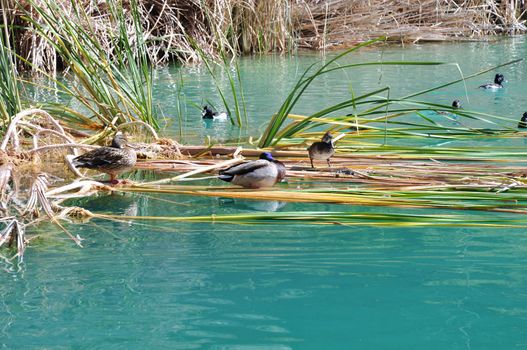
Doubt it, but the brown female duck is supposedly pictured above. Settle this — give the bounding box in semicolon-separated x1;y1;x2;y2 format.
308;132;335;168
72;132;136;184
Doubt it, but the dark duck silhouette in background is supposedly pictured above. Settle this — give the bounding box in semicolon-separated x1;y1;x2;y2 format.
437;99;461;116
518;112;527;129
218;152;286;188
202;105;228;120
307;132;335;168
72;132;136;184
479;73;505;89
452;99;462;109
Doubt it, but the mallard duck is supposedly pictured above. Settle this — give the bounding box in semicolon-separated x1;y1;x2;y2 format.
518;112;527;128
308;132;335;168
479;73;504;89
72;132;136;184
202;105;228;120
218;152;286;188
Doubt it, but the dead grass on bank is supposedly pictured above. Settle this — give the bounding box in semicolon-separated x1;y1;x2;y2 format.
295;0;527;49
3;0;293;72
1;0;526;72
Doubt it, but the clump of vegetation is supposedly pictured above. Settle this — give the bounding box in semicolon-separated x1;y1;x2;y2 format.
2;0;526;72
294;0;527;48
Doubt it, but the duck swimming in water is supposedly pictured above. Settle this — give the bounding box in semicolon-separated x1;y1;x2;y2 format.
202;105;228;120
218;152;286;188
308;132;335;168
437;99;461;116
518;112;527;128
72;132;136;184
452;99;462;109
479;74;505;89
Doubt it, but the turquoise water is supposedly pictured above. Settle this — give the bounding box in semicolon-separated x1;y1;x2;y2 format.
3;38;527;349
156;37;527;145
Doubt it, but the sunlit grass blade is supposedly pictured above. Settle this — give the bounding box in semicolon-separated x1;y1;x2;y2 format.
258;39;523;147
93;211;527;228
259;37;388;147
0;9;22;130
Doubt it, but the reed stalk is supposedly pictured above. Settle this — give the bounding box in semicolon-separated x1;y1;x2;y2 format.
0;1;22;130
19;0;158;129
93;211;527;228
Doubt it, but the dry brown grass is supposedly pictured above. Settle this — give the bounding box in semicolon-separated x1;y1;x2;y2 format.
4;0;292;71
295;0;527;49
1;0;525;72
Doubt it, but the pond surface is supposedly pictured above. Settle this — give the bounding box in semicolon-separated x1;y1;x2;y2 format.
2;37;527;349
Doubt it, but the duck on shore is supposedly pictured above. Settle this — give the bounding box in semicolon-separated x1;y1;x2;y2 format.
308;132;335;168
72;132;137;184
479;73;505;89
518;112;527;128
202;105;228;120
218;152;286;188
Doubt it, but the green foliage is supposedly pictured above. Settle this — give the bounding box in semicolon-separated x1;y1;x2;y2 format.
258;38;522;147
98;210;527;228
20;0;158;129
0;10;22;130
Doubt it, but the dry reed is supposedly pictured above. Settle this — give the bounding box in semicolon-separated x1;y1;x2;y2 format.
4;108;527;260
2;0;526;72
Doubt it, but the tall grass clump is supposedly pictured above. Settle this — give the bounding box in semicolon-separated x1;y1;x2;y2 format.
8;0;527;71
12;0;293;73
0;5;22;130
109;0;156;128
19;0;157;130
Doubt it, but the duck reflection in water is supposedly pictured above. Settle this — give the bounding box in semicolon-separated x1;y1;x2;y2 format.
219;198;287;212
77;192;139;217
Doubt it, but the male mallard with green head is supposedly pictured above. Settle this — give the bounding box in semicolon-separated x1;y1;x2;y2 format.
308;132;335;168
218;152;285;189
72;132;136;184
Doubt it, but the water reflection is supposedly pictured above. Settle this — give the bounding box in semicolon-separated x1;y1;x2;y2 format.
2;211;527;348
202;118;236;143
4;219;527;349
218;198;287;212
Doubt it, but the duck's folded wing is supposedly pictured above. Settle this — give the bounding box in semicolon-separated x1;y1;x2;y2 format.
73;148;120;167
219;159;268;176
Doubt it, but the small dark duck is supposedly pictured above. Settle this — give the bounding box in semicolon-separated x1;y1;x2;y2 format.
437;100;461;116
218;152;286;188
452;99;462;109
202;105;228;120
72;132;136;184
308;132;335;168
479;73;504;89
518;112;527;128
